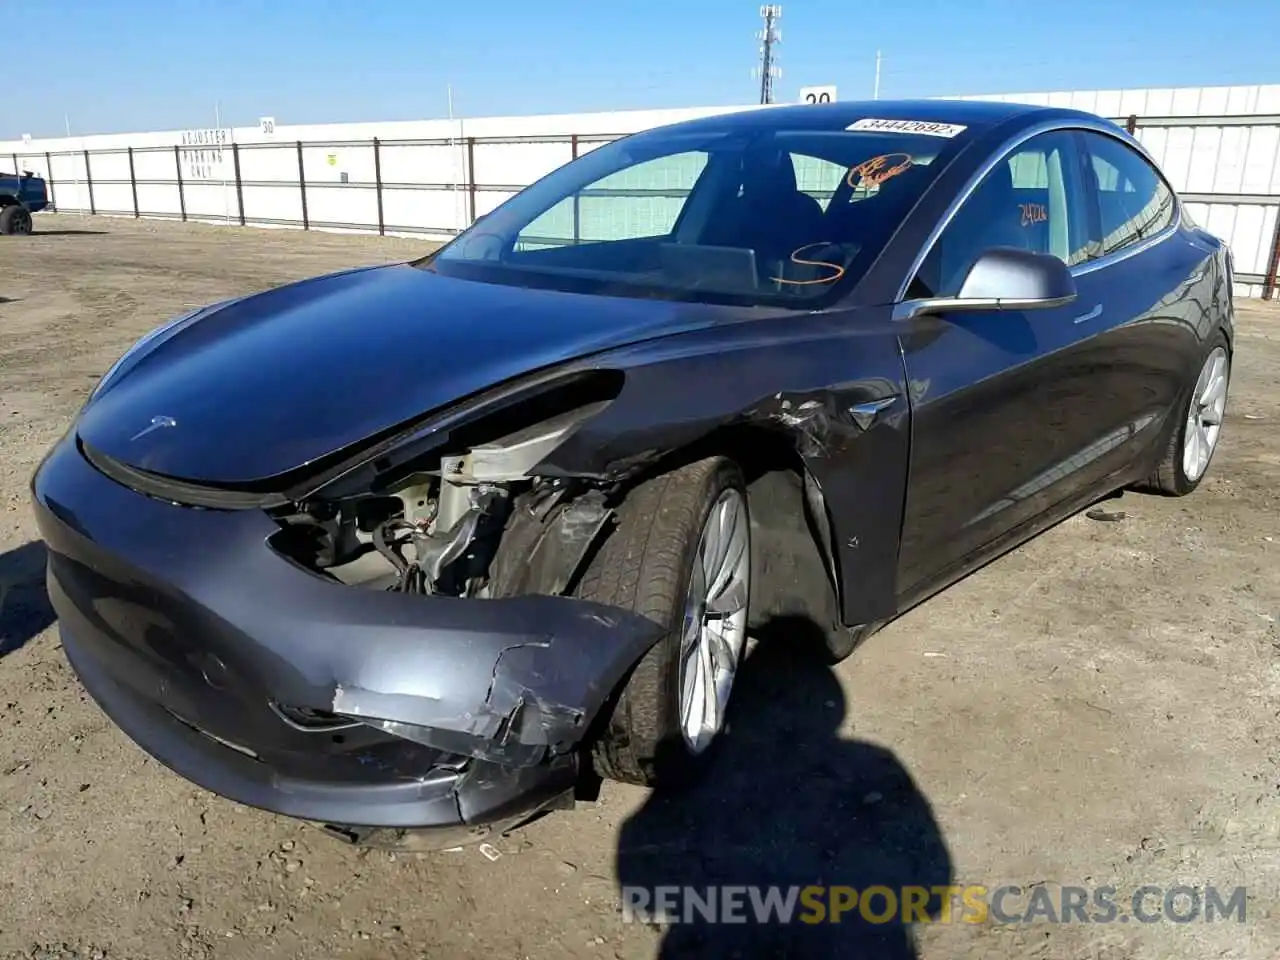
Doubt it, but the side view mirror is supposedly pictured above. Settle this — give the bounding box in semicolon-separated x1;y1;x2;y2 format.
895;247;1078;321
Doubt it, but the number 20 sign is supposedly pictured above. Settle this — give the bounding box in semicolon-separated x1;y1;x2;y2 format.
799;85;837;104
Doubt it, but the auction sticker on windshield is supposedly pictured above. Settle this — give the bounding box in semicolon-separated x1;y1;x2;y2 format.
846;118;968;138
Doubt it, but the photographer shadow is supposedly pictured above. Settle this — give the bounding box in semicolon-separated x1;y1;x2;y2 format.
615;616;953;959
1;541;56;659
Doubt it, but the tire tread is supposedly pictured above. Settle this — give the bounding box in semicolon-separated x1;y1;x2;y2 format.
577;458;728;785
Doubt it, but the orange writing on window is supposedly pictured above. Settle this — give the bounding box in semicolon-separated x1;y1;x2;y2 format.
1020;202;1047;227
847;153;914;191
771;242;846;286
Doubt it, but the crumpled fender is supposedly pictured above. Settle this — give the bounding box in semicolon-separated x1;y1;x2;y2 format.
32;435;665;773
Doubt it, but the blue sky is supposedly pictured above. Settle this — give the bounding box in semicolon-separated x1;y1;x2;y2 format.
6;0;1278;138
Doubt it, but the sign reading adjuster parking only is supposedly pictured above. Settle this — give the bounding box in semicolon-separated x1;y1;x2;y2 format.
847;118;968;138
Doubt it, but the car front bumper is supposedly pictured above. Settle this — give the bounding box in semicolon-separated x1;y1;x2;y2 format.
31;433;660;838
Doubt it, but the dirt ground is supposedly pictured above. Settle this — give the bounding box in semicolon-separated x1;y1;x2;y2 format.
1;213;1278;960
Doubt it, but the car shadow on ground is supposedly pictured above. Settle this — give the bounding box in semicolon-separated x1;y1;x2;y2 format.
614;616;953;959
31;229;108;236
0;541;56;658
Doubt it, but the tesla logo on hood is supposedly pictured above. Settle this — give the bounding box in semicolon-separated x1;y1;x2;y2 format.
130;415;177;441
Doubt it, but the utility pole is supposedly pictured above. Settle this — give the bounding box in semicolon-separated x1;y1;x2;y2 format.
66;112;83;218
755;5;782;105
873;50;882;100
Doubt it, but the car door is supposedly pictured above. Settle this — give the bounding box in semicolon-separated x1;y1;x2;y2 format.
895;129;1102;598
1066;130;1209;461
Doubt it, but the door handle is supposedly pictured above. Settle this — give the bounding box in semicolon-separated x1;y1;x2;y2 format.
1072;304;1103;325
848;396;899;430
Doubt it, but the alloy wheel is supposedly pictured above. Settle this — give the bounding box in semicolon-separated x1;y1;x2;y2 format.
1183;346;1229;483
677;487;750;754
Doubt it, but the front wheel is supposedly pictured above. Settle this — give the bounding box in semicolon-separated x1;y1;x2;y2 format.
0;206;32;235
578;457;750;788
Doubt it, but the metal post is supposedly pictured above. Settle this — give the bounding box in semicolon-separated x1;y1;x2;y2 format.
1125;114;1138;135
10;153;17;172
231;143;245;226
127;147;139;218
83;149;95;216
44;151;55;211
296;140;309;230
570;134;580;244
1263;212;1280;301
174;145;187;222
465;137;477;226
373;137;385;236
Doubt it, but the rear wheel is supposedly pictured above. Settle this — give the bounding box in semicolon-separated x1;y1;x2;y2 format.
1138;333;1230;496
578;457;750;787
0;205;32;235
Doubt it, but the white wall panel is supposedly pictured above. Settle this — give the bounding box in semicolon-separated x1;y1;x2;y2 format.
238;144;299;182
135;182;180;215
89;151;131;182
473;141;573;187
181;182;239;221
1185;127;1222;193
132;148;176;181
301;144;376;185
379;143;464;186
476;190;518;217
1213;127;1248;194
91;183;133;213
241;184;304;224
304;184;379;227
380;188;467;233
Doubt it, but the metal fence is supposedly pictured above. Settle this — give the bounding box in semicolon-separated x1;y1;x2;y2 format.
10;111;1280;298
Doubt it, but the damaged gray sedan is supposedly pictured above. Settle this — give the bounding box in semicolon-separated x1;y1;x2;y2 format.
31;99;1234;847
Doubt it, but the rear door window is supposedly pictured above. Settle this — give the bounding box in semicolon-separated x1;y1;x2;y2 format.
1078;132;1176;256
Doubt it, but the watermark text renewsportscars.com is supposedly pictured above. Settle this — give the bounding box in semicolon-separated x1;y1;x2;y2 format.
620;884;1247;926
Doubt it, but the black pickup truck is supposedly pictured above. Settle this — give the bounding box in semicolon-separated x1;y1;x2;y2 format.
0;169;50;234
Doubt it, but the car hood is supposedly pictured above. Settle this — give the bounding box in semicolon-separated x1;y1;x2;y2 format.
76;263;745;485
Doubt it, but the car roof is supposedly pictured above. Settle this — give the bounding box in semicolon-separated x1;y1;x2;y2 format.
653;98;1101;137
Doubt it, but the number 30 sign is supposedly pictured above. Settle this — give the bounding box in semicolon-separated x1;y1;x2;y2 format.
799;86;837;104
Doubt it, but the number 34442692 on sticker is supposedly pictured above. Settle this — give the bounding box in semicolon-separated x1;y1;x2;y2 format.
846;118;968;138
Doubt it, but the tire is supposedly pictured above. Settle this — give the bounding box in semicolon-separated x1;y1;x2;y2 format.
0;205;32;235
823;623;876;664
578;456;749;788
1137;330;1231;496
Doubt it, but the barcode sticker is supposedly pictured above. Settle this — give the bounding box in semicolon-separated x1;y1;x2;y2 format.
846;118;968;138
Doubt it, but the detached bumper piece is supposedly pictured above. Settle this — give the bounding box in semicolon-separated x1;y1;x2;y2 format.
32;435;660;838
56;618;580;837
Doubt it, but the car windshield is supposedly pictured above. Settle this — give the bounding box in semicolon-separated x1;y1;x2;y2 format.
421;122;971;307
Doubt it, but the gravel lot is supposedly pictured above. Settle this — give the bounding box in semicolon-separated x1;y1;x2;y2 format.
1;214;1278;960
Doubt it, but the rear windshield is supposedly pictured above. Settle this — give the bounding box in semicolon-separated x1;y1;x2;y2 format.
421;122;971;307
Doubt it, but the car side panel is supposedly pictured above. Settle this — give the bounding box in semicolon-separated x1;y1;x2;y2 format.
894;299;1107;596
537;306;912;626
1056;229;1217;491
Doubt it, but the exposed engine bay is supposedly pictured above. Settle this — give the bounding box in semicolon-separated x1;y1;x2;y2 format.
268;400;617;601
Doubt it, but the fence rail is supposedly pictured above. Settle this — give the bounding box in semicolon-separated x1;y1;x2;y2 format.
11;113;1280;298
